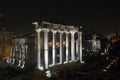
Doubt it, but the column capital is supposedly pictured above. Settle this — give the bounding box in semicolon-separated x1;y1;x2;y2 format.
43;28;49;32
51;30;57;33
33;22;39;30
36;29;42;32
64;31;69;34
79;31;82;34
57;30;64;33
70;30;76;34
32;22;38;26
70;31;76;34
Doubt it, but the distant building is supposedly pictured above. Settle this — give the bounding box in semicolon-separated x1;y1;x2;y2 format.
106;33;120;44
83;33;101;53
0;27;14;58
105;33;116;40
7;32;36;69
0;15;14;58
83;32;110;58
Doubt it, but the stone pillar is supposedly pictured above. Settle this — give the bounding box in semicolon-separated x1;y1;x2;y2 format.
36;30;43;70
77;33;80;61
7;47;13;64
17;47;22;67
52;30;56;65
24;45;28;62
76;38;79;61
79;32;84;63
11;46;15;65
44;29;49;69
25;45;28;60
71;32;75;61
59;31;63;64
20;45;25;68
65;32;69;63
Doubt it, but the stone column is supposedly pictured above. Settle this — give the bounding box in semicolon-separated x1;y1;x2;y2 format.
24;45;28;60
79;32;84;63
7;47;13;64
52;30;56;65
71;31;75;62
65;32;69;63
76;38;79;61
11;46;15;65
17;47;22;67
77;33;80;61
59;31;63;64
36;29;43;70
20;45;25;68
11;45;17;65
44;29;49;69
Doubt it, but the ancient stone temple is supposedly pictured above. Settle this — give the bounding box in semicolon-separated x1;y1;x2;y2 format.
33;21;83;70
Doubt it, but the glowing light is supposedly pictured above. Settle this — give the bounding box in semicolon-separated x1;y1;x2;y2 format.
81;61;85;63
102;69;107;72
63;41;66;46
112;60;116;63
56;42;59;47
106;66;110;69
110;62;114;65
48;42;52;47
101;53;105;55
108;64;111;67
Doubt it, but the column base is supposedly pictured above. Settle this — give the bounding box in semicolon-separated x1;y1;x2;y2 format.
17;60;22;67
57;63;62;65
20;61;25;68
6;58;11;64
69;60;73;62
11;59;15;65
69;60;76;62
59;62;62;64
37;66;44;70
80;61;85;63
64;61;69;64
20;65;24;69
49;64;56;67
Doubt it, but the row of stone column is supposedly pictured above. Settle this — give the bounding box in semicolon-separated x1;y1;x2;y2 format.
36;28;83;70
6;39;27;69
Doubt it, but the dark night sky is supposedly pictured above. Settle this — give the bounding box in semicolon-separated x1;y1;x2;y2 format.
0;0;120;35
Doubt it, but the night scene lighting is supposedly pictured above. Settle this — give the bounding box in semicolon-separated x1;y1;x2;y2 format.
0;1;120;80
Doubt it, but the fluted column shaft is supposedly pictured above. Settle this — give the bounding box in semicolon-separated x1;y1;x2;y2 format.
44;29;49;69
65;32;69;62
36;30;43;70
79;32;83;62
17;46;22;67
52;31;56;65
77;33;80;61
20;45;25;68
11;45;16;65
59;31;63;64
9;47;14;64
76;38;79;61
71;32;75;61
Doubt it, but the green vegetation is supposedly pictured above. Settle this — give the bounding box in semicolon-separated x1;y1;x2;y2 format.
49;62;85;80
1;61;117;80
